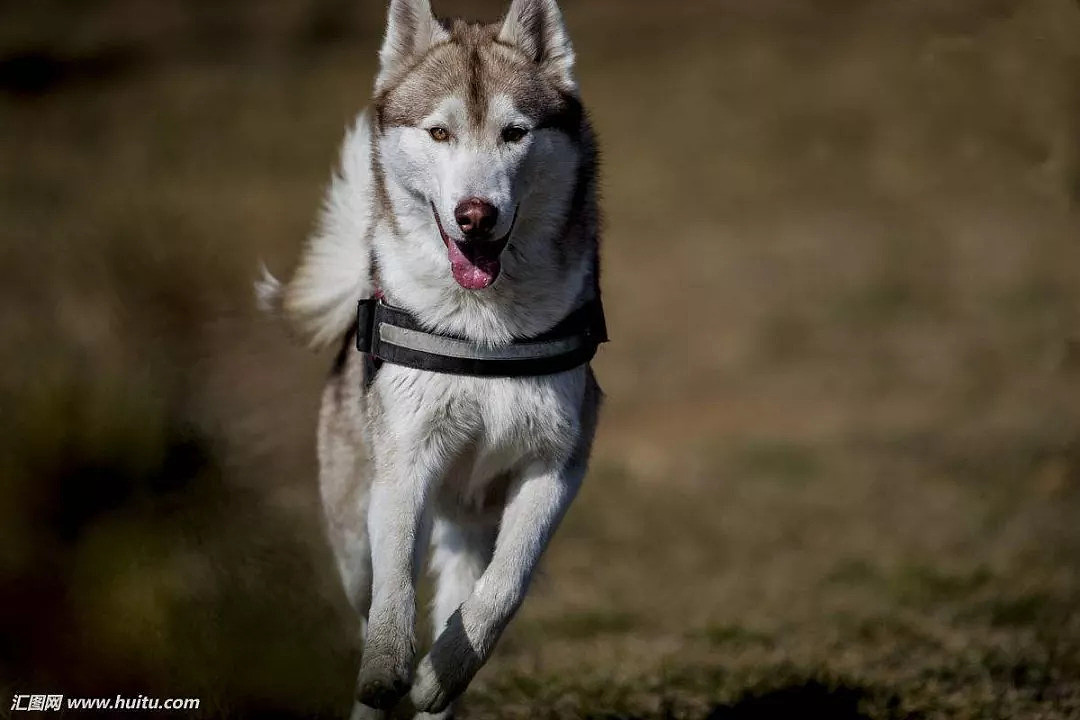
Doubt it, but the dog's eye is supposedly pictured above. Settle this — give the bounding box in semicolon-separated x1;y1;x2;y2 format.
501;126;528;143
428;126;451;143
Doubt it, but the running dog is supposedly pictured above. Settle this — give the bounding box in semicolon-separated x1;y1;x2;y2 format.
259;0;604;716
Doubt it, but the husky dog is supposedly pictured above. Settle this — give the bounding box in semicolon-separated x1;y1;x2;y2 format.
259;0;601;716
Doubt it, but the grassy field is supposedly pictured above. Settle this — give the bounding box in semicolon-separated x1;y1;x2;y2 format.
2;1;1080;718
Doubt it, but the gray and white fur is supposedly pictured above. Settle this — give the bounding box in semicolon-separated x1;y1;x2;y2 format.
259;0;602;717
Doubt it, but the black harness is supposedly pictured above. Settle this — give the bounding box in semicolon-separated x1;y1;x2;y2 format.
356;295;607;385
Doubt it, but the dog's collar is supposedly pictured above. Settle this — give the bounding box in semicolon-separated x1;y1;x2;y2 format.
355;296;607;379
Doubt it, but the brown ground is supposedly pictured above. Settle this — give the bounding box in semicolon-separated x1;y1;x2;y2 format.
2;1;1080;718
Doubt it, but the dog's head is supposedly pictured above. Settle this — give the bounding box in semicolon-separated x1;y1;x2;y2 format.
373;0;588;291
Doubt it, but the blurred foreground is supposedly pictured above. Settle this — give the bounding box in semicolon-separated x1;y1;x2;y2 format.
2;1;1079;718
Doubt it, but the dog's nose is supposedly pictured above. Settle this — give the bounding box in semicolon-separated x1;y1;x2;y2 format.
454;198;499;238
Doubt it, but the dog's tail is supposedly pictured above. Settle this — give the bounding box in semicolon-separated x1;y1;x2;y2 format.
255;263;284;315
253;111;375;349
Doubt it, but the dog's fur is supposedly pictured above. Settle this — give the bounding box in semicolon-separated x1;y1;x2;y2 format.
259;1;601;716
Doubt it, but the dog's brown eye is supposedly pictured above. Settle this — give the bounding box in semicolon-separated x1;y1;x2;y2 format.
428;126;450;142
502;126;528;143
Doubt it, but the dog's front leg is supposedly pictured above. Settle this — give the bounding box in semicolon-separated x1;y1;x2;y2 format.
411;456;586;714
356;441;437;710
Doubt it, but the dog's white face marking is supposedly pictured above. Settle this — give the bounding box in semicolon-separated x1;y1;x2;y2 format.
381;93;565;244
379;84;583;292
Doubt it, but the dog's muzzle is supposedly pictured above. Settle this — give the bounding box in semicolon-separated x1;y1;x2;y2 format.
433;202;517;291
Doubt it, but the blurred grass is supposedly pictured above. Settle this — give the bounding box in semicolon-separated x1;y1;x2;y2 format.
1;0;1080;718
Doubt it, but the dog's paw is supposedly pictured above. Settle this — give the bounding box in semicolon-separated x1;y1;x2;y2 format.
409;655;456;714
411;608;484;713
348;701;387;720
356;644;413;710
356;667;410;710
414;708;455;720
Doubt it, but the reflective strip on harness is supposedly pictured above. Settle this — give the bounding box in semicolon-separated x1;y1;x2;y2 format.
378;324;587;362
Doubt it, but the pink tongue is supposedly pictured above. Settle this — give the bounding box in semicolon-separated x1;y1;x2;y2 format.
447;240;500;290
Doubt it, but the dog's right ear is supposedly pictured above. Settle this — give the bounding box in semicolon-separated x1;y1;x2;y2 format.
376;0;448;93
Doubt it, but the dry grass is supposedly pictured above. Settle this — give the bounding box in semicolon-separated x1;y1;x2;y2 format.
2;1;1080;718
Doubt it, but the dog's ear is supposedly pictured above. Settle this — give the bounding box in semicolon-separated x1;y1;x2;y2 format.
376;0;449;93
498;0;576;91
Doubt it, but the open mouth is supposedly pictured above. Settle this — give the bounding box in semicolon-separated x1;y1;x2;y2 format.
432;203;515;290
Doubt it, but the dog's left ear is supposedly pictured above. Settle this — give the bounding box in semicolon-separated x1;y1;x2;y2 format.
498;0;576;91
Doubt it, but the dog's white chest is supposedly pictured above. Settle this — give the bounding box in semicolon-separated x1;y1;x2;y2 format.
378;366;586;515
476;370;582;448
462;374;582;512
